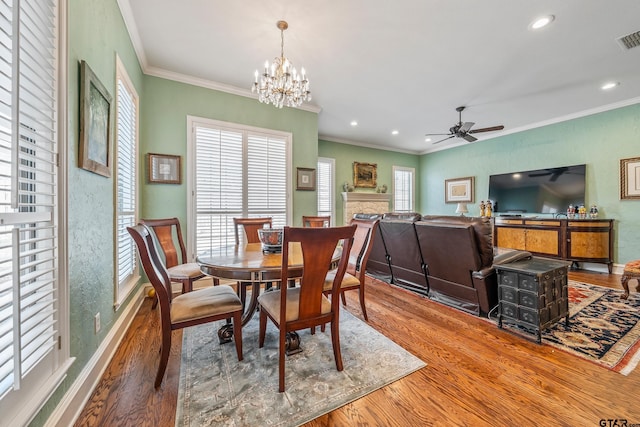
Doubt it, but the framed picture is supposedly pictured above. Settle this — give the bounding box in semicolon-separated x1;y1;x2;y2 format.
148;153;181;184
296;167;316;191
620;157;640;200
353;162;377;188
79;60;112;177
445;176;475;203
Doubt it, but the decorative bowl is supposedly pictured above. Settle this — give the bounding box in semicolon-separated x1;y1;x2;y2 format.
257;228;283;252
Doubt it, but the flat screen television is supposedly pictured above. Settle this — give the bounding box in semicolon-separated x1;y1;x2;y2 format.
488;164;586;215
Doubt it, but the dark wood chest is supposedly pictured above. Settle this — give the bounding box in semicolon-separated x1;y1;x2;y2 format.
496;257;570;342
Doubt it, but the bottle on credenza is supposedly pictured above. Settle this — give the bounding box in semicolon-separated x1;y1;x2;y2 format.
485;200;492;218
479;201;485;217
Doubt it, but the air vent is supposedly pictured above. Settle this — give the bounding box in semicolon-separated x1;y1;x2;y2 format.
617;31;640;50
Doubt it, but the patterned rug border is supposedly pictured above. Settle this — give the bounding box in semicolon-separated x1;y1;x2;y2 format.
175;307;426;427
496;280;640;375
543;281;640;375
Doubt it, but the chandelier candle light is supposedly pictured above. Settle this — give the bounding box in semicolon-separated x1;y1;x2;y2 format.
252;20;311;108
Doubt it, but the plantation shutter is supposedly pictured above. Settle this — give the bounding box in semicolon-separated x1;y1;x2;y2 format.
317;157;334;223
393;166;414;212
115;60;138;306
0;0;65;423
191;119;290;255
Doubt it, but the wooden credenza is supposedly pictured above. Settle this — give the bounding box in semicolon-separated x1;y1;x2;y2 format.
493;217;614;272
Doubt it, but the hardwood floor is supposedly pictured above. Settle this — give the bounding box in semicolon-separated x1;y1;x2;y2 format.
75;270;640;426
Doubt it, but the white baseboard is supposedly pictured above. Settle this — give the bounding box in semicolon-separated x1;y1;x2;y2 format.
45;286;146;427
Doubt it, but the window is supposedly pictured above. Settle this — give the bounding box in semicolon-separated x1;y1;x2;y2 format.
187;117;291;256
317;157;335;224
114;57;139;308
393;166;415;212
0;0;70;424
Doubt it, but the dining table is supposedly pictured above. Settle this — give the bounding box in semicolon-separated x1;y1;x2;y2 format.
197;242;343;346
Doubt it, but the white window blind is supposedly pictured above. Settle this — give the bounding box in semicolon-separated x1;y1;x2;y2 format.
317;157;334;223
0;0;64;422
393;166;415;212
114;58;138;307
190;118;290;256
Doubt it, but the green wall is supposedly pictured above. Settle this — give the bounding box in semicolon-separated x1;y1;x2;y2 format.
318;140;421;225
141;76;319;227
420;103;640;264
32;0;144;424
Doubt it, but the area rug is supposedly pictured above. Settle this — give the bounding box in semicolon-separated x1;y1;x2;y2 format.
539;281;640;375
175;308;426;426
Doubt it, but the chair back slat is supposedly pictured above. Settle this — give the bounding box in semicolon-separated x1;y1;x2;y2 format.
140;217;188;266
127;224;174;308
234;217;273;244
348;218;380;278
280;226;356;320
302;215;330;228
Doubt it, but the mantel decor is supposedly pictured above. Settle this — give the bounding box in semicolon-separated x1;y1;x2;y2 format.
445;176;475;203
620;157;640;200
147;153;181;184
79;60;112;177
353;162;377;188
296;167;316;191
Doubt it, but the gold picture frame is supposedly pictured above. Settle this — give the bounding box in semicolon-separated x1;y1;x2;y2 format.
148;153;181;184
445;176;475;203
296;167;316;191
353;162;377;188
620;157;640;200
79;60;112;177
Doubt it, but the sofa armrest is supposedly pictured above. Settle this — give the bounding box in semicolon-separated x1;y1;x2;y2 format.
493;250;532;265
473;266;496;280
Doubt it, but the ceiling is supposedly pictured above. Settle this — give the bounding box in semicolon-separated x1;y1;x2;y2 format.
118;0;640;154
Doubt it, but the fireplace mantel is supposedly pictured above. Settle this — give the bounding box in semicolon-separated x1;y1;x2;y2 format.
341;192;391;224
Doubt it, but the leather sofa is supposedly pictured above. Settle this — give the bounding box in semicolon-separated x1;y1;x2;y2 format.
363;213;528;316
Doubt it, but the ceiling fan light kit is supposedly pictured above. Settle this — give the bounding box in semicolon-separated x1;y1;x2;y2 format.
425;106;505;145
251;20;312;108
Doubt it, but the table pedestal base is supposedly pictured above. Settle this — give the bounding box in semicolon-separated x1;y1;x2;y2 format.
217;322;234;344
285;331;302;355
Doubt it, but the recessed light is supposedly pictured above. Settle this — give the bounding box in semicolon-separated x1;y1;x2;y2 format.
350;120;358;127
391;130;399;135
425;137;432;142
601;81;619;90
529;15;554;30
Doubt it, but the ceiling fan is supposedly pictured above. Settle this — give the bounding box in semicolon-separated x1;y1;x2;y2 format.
425;106;505;144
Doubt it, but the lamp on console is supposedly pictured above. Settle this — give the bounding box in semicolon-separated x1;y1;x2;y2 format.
455;202;468;216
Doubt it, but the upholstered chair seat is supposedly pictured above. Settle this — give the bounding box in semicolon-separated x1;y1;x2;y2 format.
259;288;332;322
170;285;243;324
621;260;640;300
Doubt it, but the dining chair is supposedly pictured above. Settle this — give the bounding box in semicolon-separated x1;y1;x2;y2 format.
323;218;380;321
258;225;356;392
127;224;243;388
141;217;209;299
302;215;331;228
233;217;273;244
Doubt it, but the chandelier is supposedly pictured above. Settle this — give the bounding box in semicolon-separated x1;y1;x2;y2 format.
251;20;311;108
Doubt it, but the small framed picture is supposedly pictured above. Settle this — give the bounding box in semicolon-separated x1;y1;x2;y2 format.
620;156;640;200
445;176;475;203
353;162;377;188
296;167;316;191
148;153;181;184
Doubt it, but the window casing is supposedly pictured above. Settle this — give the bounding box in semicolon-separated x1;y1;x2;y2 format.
114;56;139;308
187;117;291;257
393;166;415;212
317;157;335;224
0;0;71;424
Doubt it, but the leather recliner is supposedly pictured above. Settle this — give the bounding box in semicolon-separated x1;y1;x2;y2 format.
352;214;391;282
378;212;428;296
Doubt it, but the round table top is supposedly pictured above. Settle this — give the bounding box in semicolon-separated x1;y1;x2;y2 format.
197;243;342;282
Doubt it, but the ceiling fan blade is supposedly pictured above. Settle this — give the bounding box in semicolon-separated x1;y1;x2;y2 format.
433;135;455;144
424;132;453;136
469;125;505;134
462;133;478;143
458;122;475;133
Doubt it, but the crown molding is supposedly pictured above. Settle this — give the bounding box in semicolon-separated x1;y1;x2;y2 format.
318;135;421;155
